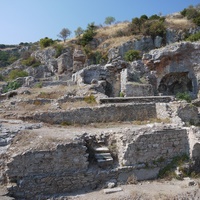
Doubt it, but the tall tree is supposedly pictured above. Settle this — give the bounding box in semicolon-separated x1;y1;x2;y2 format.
104;16;116;25
57;28;71;42
74;27;84;38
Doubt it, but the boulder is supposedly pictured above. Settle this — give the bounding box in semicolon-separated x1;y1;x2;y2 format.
57;51;73;75
177;104;199;125
73;49;86;72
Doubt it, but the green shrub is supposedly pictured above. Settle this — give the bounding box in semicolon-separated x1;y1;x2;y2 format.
8;69;28;80
180;5;200;26
124;50;141;62
0;74;5;81
193;15;200;26
79;23;97;46
158;154;189;179
34;82;43;88
130;14;166;38
119;92;124;97
39;37;54;48
2;81;21;93
186;31;200;42
149;14;160;20
84;95;96;104
8;55;18;64
83;47;107;64
53;44;64;58
176;92;192;103
143;20;166;38
21;56;41;67
60;121;72;126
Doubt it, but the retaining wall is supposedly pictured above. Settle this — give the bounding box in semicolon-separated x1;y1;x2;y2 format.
23;103;157;124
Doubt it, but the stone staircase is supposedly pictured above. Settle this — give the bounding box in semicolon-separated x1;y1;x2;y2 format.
93;146;113;168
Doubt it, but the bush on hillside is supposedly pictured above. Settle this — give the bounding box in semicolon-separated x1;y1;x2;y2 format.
180;5;200;26
53;43;64;58
186;31;200;42
8;69;28;80
0;51;20;67
39;37;54;48
129;14;166;38
79;23;97;46
176;92;191;103
83;47;108;64
21;56;41;67
143;20;166;38
124;50;141;62
2;81;22;93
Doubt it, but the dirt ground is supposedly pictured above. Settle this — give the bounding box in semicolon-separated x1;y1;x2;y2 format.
54;178;200;200
0;178;200;200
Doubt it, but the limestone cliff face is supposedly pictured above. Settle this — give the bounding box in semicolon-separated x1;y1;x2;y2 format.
143;42;200;97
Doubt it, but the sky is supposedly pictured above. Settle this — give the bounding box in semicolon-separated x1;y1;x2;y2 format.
1;0;200;45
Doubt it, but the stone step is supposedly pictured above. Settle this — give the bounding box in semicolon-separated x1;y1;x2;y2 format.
94;146;110;153
94;152;113;168
95;153;113;160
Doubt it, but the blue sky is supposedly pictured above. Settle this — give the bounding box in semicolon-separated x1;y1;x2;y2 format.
1;0;200;44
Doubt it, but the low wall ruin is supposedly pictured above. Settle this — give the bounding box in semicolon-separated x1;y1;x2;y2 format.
22;103;157;124
4;125;193;199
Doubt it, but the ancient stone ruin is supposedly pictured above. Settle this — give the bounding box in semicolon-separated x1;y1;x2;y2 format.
0;26;200;199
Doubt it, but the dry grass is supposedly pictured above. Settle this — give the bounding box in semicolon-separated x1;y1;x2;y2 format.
97;36;136;51
60;101;97;110
19;85;78;100
17;101;51;112
165;17;195;30
132;118;170;125
96;22;130;38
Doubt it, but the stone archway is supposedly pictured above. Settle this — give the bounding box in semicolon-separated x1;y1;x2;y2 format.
158;72;193;95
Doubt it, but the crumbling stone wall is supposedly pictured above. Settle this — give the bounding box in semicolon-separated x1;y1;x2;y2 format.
4;126;195;199
24;103;157;124
118;128;189;167
6;143;89;198
121;68;154;97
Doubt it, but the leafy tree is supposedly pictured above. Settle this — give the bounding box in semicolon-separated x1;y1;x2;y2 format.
131;17;143;33
79;23;97;46
147;20;166;38
57;28;71;42
104;16;116;25
149;14;160;20
39;37;54;48
140;15;148;21
74;27;84;38
180;5;200;26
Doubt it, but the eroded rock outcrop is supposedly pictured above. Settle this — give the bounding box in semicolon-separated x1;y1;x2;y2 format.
143;42;200;97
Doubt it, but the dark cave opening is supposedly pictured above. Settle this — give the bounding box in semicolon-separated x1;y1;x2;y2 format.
158;72;193;95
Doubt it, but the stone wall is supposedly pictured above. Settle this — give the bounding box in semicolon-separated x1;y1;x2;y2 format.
23;103;157;124
6;143;88;179
118;127;189;167
5;125;193;199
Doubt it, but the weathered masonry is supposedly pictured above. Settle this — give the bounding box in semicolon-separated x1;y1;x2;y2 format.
4;125;196;199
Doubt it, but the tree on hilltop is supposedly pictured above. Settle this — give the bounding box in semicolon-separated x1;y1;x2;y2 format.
74;27;84;38
57;28;71;42
104;16;116;25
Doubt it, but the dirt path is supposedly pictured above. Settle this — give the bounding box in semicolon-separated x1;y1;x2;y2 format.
52;178;200;200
